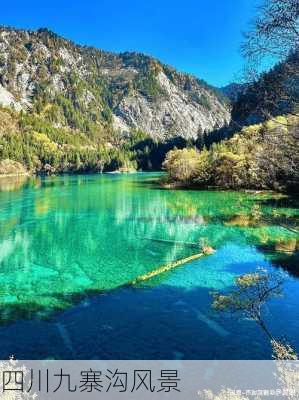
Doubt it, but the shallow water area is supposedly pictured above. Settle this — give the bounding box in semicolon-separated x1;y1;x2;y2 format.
0;173;298;359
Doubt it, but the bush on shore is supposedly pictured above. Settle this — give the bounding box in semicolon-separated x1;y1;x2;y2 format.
0;159;27;176
162;115;299;192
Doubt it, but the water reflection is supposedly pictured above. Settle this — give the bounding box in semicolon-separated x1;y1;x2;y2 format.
0;173;298;323
0;175;29;192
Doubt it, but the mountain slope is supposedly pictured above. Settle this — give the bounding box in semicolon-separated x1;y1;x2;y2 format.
0;27;230;142
231;51;299;126
220;83;247;103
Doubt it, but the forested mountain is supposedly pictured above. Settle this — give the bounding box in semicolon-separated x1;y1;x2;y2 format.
0;27;230;141
0;26;233;174
207;51;299;149
231;51;299;126
0;25;297;181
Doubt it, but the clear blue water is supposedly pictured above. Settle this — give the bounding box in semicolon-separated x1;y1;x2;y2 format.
0;173;298;359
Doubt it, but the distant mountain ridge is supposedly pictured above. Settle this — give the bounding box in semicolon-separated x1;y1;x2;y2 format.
231;51;299;126
0;26;231;141
220;83;247;102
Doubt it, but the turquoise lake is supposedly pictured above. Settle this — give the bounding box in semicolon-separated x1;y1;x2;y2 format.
0;172;298;359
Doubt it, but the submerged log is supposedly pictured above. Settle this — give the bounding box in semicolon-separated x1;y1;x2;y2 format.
130;252;205;285
141;237;198;248
278;224;299;235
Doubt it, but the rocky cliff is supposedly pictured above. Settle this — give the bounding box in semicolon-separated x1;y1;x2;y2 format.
0;27;230;141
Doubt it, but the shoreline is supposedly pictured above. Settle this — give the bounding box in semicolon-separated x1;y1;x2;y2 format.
0;171;296;197
0;169;139;179
159;180;295;196
0;172;30;179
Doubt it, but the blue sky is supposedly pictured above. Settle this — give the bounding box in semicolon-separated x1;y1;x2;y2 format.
1;0;263;87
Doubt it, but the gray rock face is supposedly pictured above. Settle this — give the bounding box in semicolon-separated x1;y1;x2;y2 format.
114;71;230;140
0;27;231;141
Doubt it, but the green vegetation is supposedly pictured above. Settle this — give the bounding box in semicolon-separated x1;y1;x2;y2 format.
0;27;222;174
162;115;299;193
31;71;114;140
0;105;189;175
0;106;139;174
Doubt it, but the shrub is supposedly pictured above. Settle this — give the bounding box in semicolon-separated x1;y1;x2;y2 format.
163;115;299;192
162;148;200;183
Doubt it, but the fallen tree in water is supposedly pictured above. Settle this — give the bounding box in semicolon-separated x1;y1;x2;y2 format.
141;236;198;248
130;251;207;285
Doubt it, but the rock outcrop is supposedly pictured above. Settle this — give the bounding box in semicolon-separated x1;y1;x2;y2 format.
0;27;231;141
